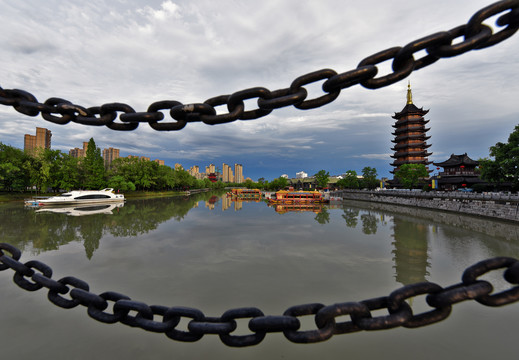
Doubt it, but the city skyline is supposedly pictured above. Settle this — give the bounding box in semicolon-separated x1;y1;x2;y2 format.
0;1;518;181
20;126;254;182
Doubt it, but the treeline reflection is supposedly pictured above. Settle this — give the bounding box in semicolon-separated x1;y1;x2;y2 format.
2;193;519;283
1;191;225;259
342;200;519;285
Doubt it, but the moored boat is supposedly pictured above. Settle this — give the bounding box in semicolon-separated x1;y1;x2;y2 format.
25;188;125;206
269;190;327;204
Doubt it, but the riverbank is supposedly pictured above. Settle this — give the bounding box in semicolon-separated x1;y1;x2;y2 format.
332;189;519;222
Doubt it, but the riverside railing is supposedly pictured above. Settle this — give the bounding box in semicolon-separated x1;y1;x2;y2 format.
333;189;519;203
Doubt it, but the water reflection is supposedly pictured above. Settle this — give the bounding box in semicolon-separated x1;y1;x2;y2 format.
35;203;124;216
342;199;519;285
342;208;380;235
341;203;432;285
2;194;519;359
391;217;430;285
3;193;519;278
0;191;226;259
269;203;324;214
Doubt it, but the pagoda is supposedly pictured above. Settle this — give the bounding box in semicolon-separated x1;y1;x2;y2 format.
390;83;432;174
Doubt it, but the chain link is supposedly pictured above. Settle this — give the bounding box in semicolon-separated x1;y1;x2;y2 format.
0;0;517;131
1;243;518;347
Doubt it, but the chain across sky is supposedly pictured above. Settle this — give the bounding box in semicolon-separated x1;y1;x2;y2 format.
0;0;518;131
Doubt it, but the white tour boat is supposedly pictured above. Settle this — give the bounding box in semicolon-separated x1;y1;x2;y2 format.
26;188;125;206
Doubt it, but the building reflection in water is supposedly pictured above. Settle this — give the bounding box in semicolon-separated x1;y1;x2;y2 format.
222;194;262;212
270;203;323;214
342;206;431;285
391;217;431;285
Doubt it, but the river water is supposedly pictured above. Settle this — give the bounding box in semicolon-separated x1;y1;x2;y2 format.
1;191;518;359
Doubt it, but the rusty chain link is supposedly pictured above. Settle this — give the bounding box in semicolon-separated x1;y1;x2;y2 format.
0;0;518;131
1;242;518;347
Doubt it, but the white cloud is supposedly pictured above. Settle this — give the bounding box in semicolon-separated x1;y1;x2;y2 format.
0;0;518;180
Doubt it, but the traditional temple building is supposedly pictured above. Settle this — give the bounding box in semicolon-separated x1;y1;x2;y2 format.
390;83;432;175
433;153;483;190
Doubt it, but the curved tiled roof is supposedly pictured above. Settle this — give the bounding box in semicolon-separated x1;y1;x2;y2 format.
433;153;479;167
392;103;429;119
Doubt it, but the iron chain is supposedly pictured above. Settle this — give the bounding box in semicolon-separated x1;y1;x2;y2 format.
0;1;518;131
1;242;518;347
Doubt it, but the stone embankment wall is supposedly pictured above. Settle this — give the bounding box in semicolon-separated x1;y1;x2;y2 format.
332;190;519;222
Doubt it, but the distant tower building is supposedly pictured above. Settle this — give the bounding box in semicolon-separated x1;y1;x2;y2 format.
24;127;52;154
153;159;165;166
390;83;432;175
69;142;89;158
189;165;200;178
234;164;244;183
175;163;183;170
222;163;234;183
206;164;216;174
102;147;120;168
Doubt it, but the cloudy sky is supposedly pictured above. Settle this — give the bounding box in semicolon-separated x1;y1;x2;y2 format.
0;0;518;181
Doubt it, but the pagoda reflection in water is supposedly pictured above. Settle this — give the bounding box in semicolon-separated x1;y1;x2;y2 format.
391;216;431;285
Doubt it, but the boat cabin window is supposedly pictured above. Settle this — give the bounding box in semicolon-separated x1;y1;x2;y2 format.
74;195;112;200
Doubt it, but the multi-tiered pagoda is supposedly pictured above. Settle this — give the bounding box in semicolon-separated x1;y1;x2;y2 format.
390;83;432;174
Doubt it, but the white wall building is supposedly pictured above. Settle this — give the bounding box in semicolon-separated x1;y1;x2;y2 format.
296;171;308;179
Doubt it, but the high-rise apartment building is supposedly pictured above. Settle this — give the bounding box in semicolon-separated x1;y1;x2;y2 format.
222;163;234;183
234;164;243;183
154;159;165;166
69;142;89;158
102;147;120;168
206;164;215;174
24;127;52;154
189;166;203;179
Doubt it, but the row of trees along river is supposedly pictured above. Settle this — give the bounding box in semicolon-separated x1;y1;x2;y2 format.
2;124;517;193
0;138;342;193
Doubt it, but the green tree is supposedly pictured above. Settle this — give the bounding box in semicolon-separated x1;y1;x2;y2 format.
25;148;51;193
107;175;136;191
57;155;80;190
395;164;429;189
480;125;519;188
361;166;379;189
268;177;289;190
82;138;105;189
337;170;359;189
0;143;28;191
314;170;330;189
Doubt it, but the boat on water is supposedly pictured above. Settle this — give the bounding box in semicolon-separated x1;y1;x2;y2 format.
269;190;327;204
25;188;125;206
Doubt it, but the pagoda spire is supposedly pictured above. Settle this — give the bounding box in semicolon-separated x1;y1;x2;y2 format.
390;83;432;176
407;81;413;105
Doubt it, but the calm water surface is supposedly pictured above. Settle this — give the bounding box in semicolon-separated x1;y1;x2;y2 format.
1;192;518;359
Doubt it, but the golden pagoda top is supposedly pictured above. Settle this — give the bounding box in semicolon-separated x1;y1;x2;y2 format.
406;81;413;105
